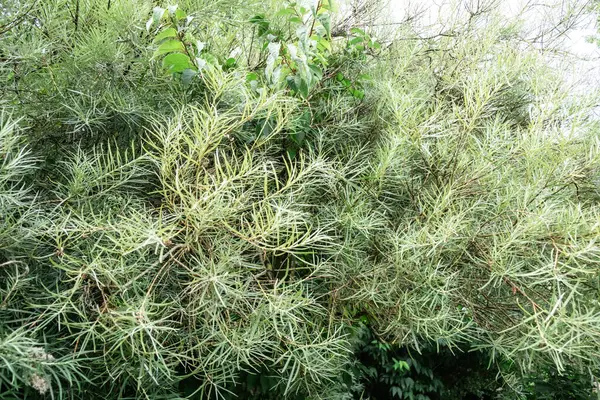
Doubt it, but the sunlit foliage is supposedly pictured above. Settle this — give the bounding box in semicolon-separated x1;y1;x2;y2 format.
1;0;599;398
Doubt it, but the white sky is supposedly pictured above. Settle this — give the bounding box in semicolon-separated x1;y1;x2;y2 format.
381;0;600;91
382;0;599;55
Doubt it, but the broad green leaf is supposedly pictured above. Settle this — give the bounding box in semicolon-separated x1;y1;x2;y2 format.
350;27;366;36
256;118;275;139
162;52;192;73
295;25;308;40
195;57;207;70
313;51;328;66
272;66;283;85
286;146;297;159
325;0;339;12
393;359;410;371
297;77;309;98
308;64;323;81
317;37;331;51
202;53;219;66
157;40;185;55
249;14;270;36
291;129;306;146
246;72;259;82
146;7;166;31
317;13;331;37
167;5;178;16
182;68;197;85
352;89;365;99
299;110;311;124
276;8;295;17
265;42;281;83
278;65;291;82
154;27;178;43
249;14;265;24
286;75;298;92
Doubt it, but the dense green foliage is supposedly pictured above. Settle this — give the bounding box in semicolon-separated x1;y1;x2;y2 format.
1;0;600;398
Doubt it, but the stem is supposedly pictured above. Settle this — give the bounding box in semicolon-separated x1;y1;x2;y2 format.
247;27;255;67
74;0;80;32
0;0;39;36
308;0;322;37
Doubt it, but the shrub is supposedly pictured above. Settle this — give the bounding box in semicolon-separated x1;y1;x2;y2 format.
1;0;599;399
